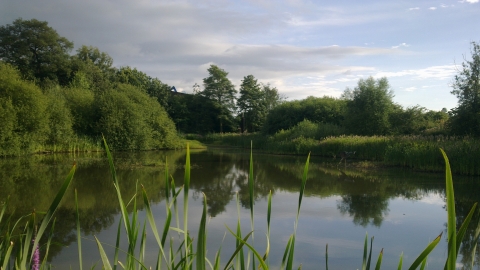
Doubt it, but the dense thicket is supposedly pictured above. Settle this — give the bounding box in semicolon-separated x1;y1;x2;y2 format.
262;96;346;135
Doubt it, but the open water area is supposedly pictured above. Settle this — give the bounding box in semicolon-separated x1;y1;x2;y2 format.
1;147;479;269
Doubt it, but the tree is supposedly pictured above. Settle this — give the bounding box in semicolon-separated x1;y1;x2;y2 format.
448;41;480;136
0;18;74;85
343;77;395;135
201;65;237;133
237;75;264;132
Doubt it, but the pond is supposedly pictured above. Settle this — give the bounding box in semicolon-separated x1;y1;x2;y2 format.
1;147;479;269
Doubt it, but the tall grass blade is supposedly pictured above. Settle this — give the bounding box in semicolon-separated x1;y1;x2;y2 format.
248;141;256;270
226;227;268;270
397;252;403;270
31;162;76;262
440;148;456;270
419;257;427;270
407;233;441;270
2;241;13;270
455;203;477;255
374;249;383;270
184;143;191;269
362;233;368;270
75;189;83;270
95;236;113;270
235;192;245;270
165;157;170;203
40;218;56;269
325;244;328;270
113;220;121;270
366;236;374;270
103;137;132;243
196;193;208;270
263;190;272;263
281;235;293;269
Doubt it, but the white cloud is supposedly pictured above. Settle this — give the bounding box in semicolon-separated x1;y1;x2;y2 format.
440;4;449;7
392;43;409;49
459;0;479;3
404;87;417;92
374;65;456;80
429;7;437;10
409;7;420;10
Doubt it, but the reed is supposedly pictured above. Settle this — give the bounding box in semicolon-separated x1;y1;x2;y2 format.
0;142;479;269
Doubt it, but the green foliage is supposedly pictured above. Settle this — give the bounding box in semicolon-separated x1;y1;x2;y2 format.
238;75;265;132
263;96;346;135
0;18;74;86
44;87;74;146
115;66;171;108
0;63;49;155
201;65;237;133
343;77;395;135
448;41;480;136
70;46;115;91
273;119;345;141
97;84;179;150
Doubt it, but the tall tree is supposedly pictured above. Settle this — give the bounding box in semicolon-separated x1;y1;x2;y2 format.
0;18;73;85
343;77;395;135
448;41;480;136
237;75;263;132
201;65;237;133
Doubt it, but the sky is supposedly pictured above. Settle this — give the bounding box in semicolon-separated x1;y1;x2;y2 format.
1;0;479;111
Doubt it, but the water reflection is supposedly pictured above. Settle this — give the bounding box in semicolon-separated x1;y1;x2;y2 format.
1;148;480;268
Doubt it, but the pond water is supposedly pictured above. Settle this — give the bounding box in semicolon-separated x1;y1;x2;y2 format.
1;147;480;269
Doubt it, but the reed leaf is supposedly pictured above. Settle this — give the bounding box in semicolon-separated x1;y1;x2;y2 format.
407;232;441;270
75;189;83;270
362;233;368;270
248;142;256;270
367;236;374;270
226;227;268;270
184;143;191;269
440;148;456;270
2;241;13;270
103;137;133;243
374;249;383;270
95;236;113;270
196;193;208;270
40;217;56;270
397;252;403;270
419;257;427;270
325;244;329;270
113;220;121;270
281;234;293;268
31;162;76;262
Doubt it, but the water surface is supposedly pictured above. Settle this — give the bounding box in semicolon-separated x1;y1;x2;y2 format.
1;148;479;269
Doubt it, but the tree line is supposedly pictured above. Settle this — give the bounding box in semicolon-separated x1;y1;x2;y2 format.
1;18;479;155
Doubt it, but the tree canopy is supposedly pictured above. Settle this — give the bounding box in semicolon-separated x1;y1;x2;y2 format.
0;18;73;85
448;41;480;136
343;77;395;135
201;65;237;132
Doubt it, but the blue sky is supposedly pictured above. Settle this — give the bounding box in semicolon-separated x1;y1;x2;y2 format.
1;0;479;111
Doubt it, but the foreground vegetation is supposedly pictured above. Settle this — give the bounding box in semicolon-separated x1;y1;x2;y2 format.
0;140;478;269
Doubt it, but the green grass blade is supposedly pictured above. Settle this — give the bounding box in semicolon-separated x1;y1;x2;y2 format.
286;234;296;270
419;256;427;270
31;162;76;262
456;203;477;254
2;241;13;270
296;152;310;221
325;244;328;270
75;189;83;270
165;157;170;203
225;226;267;270
440;148;456;270
374;249;383;270
248;142;256;270
103;137;132;243
95;236;113;270
184;143;191;269
196;193;208;270
397;252;403;270
362;233;368;270
367;236;374;270
40;217;56;270
113;219;121;270
407;233;442;270
281;235;293;269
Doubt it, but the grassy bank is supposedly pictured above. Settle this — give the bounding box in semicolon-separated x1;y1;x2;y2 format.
193;133;480;175
0;140;476;269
